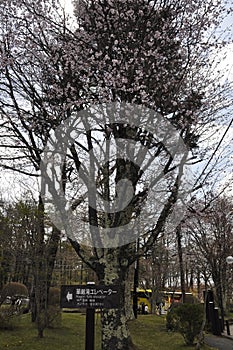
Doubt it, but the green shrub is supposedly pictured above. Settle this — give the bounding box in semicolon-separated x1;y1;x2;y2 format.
46;306;62;328
166;304;178;332
0;307;20;330
0;282;28;306
48;287;60;306
46;287;61;328
166;303;204;345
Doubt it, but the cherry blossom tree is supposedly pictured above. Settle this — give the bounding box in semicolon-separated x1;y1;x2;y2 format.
0;0;64;336
0;0;232;348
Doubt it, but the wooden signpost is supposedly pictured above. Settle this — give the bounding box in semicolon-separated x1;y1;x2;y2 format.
60;285;120;350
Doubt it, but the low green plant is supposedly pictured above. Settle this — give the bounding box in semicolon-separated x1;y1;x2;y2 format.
46;305;62;328
46;287;61;328
166;303;204;345
0;307;20;330
0;282;28;306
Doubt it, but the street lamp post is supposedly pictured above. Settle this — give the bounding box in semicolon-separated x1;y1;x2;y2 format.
226;255;233;332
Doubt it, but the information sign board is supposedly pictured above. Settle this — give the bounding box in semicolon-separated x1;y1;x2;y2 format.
60;285;120;309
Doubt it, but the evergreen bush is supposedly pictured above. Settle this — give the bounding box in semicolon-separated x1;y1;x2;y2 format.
166;303;204;345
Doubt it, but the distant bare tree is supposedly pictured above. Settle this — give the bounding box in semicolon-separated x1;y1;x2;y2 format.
187;196;233;324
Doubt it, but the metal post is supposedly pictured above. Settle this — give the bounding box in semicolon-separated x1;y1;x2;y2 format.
214;307;222;336
204;290;214;323
226;320;231;335
85;308;95;350
208;301;216;334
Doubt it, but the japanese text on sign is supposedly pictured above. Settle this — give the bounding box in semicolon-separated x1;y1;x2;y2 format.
60;285;120;309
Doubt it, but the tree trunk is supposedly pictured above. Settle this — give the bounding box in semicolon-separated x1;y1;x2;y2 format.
176;224;186;303
132;256;139;319
196;293;207;350
30;196;61;336
32;196;46;337
46;227;61;289
125;266;135;321
215;282;225;330
30;285;37;322
98;250;137;350
101;307;136;350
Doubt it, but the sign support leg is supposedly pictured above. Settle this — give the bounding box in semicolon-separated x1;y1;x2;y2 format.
85;308;95;350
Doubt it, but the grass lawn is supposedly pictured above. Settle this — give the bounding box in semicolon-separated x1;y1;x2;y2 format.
128;315;214;350
0;312;215;350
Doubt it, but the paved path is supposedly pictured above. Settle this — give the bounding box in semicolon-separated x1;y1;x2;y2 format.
205;334;233;350
223;323;233;338
203;320;233;349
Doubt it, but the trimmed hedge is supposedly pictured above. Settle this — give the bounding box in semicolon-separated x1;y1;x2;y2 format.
0;282;28;305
